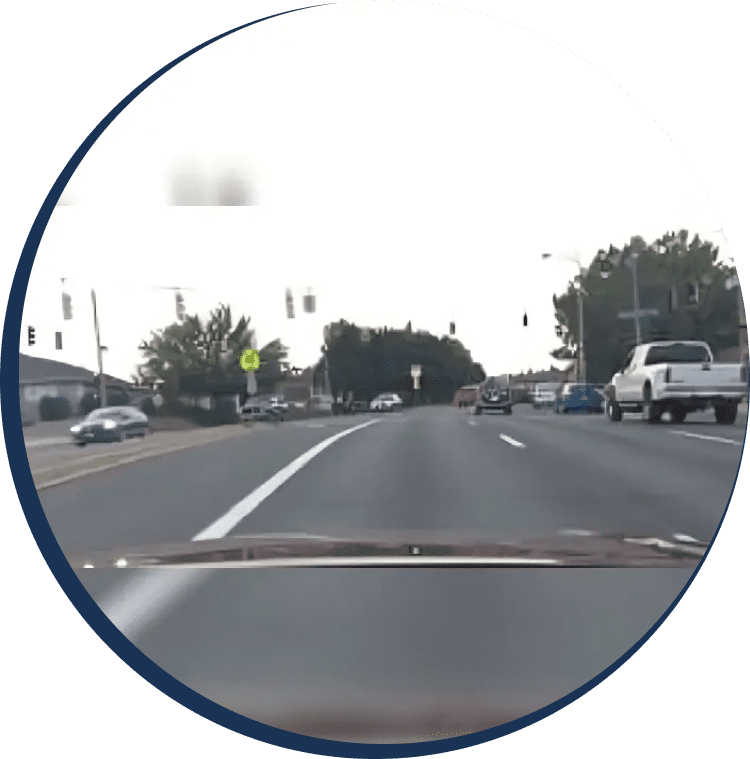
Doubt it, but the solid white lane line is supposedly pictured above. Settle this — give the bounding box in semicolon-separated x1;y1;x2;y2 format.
671;431;742;446
499;434;526;449
192;418;379;540
96;418;380;640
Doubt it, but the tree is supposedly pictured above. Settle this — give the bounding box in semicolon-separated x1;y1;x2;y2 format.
137;303;255;404
256;339;290;393
552;231;738;383
321;319;485;404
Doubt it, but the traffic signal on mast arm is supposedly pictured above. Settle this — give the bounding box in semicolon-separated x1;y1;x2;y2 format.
28;326;36;345
175;291;186;321
62;291;73;320
523;312;528;327
449;321;455;335
286;288;295;319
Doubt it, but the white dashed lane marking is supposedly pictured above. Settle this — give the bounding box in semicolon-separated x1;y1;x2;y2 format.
499;434;526;449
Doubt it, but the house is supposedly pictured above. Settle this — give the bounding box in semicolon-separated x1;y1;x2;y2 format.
510;366;569;391
278;367;314;408
19;353;131;423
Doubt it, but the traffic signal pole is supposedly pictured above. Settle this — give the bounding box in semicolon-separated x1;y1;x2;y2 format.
91;288;107;408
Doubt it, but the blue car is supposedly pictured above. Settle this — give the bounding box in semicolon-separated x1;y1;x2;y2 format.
555;384;605;414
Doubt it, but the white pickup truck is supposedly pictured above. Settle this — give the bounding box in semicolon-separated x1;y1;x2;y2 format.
604;340;748;424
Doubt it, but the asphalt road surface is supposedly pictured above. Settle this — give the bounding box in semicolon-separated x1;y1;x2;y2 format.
30;404;746;743
38;404;745;558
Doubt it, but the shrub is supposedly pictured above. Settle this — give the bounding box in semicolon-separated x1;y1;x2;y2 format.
39;396;72;421
79;393;98;415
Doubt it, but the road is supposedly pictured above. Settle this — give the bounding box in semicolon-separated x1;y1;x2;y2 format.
30;404;746;742
37;404;745;559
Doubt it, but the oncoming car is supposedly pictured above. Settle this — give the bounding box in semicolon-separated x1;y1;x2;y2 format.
474;375;512;415
70;406;150;446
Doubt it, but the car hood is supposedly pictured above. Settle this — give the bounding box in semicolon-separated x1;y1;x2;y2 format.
70;529;707;569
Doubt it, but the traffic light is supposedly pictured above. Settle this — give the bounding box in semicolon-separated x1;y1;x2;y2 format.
555;325;563;337
175;292;186;321
62;292;72;320
55;331;62;350
27;326;35;346
449;321;455;335
523;312;528;327
286;288;295;319
303;292;316;313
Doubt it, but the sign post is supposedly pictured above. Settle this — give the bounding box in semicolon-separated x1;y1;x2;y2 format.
411;364;422;405
618;308;659;346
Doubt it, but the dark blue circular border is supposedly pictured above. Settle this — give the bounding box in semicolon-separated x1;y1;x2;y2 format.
2;4;746;758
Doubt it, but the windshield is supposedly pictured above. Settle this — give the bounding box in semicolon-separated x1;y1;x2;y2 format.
15;4;747;748
644;344;712;365
86;410;121;421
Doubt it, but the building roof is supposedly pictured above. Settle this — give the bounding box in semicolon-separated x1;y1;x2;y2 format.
19;353;129;385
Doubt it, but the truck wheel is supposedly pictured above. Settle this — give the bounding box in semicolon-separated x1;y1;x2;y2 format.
606;397;623;422
505;406;512;415
474;406;482;415
642;401;662;423
715;403;738;425
642;386;662;423
671;408;687;424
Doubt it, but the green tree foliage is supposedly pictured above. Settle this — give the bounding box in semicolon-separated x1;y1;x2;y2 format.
137;303;255;402
320;320;485;403
552;231;739;383
256;338;290;393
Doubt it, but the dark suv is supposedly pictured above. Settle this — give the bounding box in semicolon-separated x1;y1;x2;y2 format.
474;375;512;415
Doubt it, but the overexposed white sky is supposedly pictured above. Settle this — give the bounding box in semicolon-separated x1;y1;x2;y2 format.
21;1;722;379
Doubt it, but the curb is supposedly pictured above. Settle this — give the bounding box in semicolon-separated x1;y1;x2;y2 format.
33;424;257;490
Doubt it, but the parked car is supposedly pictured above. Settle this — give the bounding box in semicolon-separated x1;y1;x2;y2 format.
370;393;404;412
241;400;282;423
555;384;605;414
604;340;746;424
70;406;150;446
269;396;289;414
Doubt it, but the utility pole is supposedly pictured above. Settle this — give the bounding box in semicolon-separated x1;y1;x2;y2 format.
577;286;585;383
91;288;107;408
631;251;642;345
544;252;587;384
